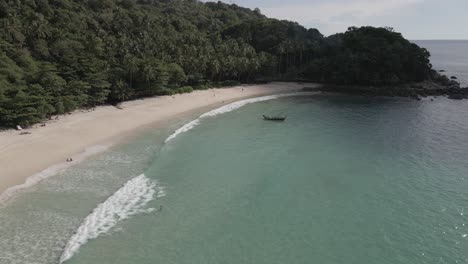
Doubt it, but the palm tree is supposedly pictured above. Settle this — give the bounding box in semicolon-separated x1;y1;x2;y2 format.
124;56;139;90
209;59;221;81
112;79;130;102
2;15;25;46
142;60;156;94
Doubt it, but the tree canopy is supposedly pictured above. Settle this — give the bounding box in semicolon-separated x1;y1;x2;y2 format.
0;0;435;127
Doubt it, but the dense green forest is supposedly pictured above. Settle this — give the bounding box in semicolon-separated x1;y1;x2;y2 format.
0;0;437;127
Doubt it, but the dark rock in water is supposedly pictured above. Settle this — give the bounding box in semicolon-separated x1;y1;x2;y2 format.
448;93;465;100
439;70;446;72
448;80;461;89
410;84;423;89
450;76;458;80
319;82;468;101
434;74;452;86
302;87;320;92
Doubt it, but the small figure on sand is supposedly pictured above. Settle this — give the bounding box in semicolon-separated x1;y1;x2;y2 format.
66;158;73;162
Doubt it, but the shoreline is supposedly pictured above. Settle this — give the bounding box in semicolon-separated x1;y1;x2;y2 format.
316;80;468;100
0;82;311;199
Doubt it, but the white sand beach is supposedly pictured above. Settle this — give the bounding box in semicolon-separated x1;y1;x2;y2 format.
0;82;310;197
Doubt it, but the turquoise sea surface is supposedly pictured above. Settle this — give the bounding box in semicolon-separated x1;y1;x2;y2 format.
1;92;468;264
1;40;468;264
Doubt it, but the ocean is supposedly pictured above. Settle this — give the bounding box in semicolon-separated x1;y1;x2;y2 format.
415;40;468;87
1;41;468;264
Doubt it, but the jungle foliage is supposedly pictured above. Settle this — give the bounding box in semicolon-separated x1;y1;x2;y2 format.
0;0;433;127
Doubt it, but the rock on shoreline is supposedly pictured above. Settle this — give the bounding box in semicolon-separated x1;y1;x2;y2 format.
306;70;468;100
314;81;468;100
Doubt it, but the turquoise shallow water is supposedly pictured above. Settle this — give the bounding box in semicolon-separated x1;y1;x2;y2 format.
1;94;468;264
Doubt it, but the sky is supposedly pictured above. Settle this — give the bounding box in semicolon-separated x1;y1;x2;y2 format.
209;0;468;40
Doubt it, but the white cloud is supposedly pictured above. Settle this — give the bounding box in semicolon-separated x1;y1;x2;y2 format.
262;0;424;35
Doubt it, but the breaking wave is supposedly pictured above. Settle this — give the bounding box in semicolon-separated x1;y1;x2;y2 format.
60;92;314;262
165;92;312;143
59;174;165;263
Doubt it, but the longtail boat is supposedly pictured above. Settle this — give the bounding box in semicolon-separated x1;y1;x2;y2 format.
262;115;287;121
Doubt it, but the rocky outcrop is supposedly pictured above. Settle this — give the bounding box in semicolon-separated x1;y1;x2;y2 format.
319;70;468;100
318;81;468;100
448;93;466;100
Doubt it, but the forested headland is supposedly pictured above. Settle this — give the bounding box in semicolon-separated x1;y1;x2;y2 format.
0;0;462;127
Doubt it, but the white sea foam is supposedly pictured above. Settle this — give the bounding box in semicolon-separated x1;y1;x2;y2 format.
164;119;200;143
165;92;314;143
0;145;110;205
60;91;315;262
59;174;164;263
199;93;301;118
